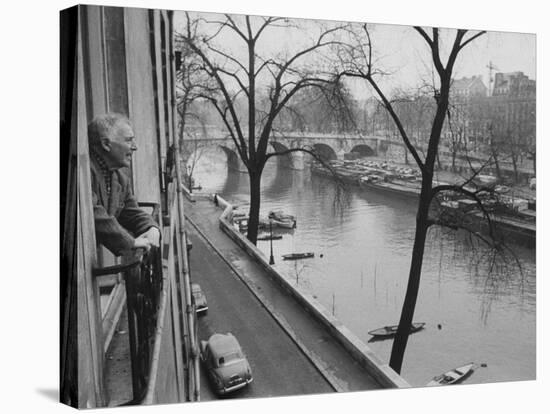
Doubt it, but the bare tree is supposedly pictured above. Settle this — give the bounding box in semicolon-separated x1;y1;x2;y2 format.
336;25;499;373
478;93;536;184
445;100;470;173
175;38;220;191
178;13;346;243
388;89;435;164
275;80;358;134
502;110;536;183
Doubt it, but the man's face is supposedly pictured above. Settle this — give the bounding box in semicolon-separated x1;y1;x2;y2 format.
103;122;137;169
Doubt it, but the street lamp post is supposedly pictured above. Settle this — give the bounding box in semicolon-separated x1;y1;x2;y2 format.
269;219;275;265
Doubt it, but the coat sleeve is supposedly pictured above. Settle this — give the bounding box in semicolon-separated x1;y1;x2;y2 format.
116;174;159;239
92;190;136;256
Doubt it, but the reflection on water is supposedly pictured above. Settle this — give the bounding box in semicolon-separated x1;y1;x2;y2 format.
190;150;536;387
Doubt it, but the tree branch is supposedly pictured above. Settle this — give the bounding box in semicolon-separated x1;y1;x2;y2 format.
265;146;347;187
431;184;496;240
206;44;249;74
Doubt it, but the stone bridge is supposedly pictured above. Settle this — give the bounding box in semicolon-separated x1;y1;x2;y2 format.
181;130;405;170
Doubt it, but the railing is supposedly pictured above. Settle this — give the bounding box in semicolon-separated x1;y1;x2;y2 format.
93;246;163;403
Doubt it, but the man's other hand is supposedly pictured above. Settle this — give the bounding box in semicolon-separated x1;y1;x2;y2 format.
134;235;152;250
140;227;160;247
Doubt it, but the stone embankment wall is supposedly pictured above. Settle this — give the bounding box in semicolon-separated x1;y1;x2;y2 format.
214;194;409;389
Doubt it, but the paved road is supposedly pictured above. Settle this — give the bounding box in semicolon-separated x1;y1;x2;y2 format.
187;222;334;400
184;195;387;401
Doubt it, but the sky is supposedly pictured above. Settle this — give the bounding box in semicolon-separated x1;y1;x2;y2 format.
174;11;536;99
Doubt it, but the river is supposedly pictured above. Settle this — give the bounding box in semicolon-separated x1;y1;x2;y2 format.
190;148;536;387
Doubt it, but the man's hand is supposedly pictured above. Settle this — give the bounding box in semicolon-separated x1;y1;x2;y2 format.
133;235;152;251
139;227;160;247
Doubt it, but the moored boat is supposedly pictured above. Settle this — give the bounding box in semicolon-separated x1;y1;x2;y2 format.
282;252;314;260
427;363;475;386
268;210;297;228
368;322;426;338
257;234;283;241
271;218;296;229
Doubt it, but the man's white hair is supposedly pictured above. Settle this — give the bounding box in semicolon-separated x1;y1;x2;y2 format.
88;113;131;147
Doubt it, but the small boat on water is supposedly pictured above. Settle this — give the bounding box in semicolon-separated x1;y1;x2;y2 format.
282;252;314;260
368;322;426;338
271;218;296;229
427;363;475;386
269;210;296;221
257;234;283;241
269;210;297;228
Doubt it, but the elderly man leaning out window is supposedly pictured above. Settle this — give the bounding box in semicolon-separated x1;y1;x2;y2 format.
88;113;160;255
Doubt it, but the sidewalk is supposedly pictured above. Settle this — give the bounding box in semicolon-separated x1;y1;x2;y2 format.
184;195;387;392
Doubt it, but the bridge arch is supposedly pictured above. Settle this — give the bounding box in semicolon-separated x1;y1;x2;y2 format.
184;143;247;173
350;144;375;157
270;141;295;169
312;143;337;161
219;145;246;172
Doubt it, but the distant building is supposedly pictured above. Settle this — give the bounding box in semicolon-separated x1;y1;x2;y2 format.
451;76;488;98
445;76;487;148
492;71;536;98
446;72;536;155
489;72;536;148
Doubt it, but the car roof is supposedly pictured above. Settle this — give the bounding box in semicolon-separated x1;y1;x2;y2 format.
208;333;241;357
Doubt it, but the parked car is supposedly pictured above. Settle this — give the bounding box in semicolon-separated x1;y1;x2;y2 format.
191;283;208;316
200;333;253;395
494;185;510;194
474;174;497;187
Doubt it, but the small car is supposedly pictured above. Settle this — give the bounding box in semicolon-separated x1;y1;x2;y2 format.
200;333;253;395
191;283;208;316
494;185;510;194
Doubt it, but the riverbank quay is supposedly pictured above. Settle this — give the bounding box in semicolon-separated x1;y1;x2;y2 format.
311;160;535;247
182;192;410;392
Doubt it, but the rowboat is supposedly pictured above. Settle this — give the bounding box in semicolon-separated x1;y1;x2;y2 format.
282;252;314;260
271;218;296;229
269;210;297;228
257;234;283;241
427;363;475;386
367;322;426;338
269;210;296;221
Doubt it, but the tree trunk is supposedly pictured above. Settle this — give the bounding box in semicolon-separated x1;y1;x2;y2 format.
451;149;456;172
390;77;447;374
493;153;502;182
389;181;431;373
511;156;519;183
247;171;262;245
489;137;502;181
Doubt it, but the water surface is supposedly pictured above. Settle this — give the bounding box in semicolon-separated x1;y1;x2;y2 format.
191;148;536;387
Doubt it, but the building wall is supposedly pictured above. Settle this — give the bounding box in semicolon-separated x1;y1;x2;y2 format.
76;6;105;407
62;5;184;408
125;8;162;204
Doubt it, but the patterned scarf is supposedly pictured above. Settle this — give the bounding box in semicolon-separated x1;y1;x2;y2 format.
90;149;112;197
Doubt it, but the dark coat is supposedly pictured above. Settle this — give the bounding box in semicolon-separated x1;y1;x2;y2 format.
90;158;158;255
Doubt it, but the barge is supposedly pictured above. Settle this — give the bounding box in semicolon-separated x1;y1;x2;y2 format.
311;161;535;247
